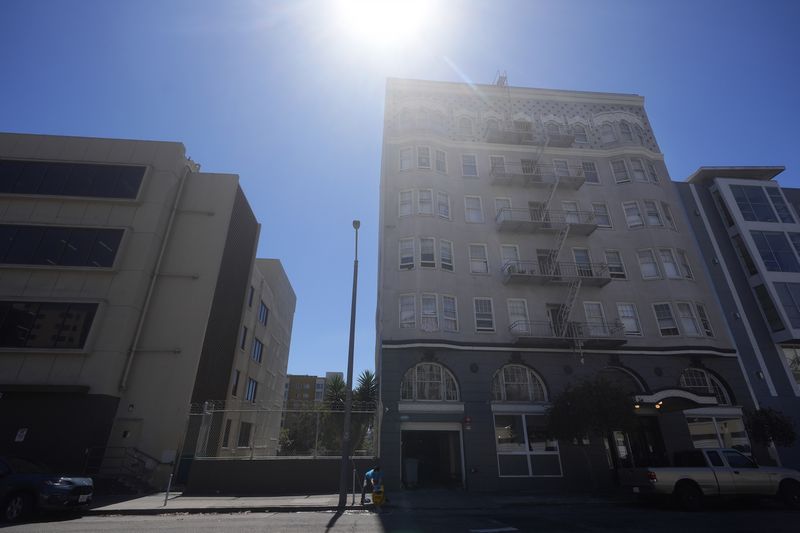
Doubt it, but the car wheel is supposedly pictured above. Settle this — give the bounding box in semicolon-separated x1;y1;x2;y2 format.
780;481;800;510
675;483;703;512
3;493;32;523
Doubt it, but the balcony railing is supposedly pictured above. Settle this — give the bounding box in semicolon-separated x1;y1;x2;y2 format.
490;163;585;190
495;208;597;235
502;260;611;286
509;320;627;348
484;126;542;146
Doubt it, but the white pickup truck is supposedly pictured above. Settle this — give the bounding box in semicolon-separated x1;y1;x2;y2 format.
619;448;800;510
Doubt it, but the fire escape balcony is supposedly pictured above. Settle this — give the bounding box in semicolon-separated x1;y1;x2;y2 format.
509;320;627;348
489;163;585;190
495;208;597;236
502;260;612;287
484;126;542;146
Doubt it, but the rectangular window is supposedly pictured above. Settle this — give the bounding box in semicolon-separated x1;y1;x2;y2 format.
240;326;248;350
418;189;434;215
420;237;436;268
0;159;145;199
583;302;608;336
732;234;757;275
490;155;506;175
421;293;439;332
623;201;644;228
494;414;562;477
553;159;569;177
653;303;679;336
248;286;254;307
661;202;677;231
399;147;413;171
630;158;648;182
495;198;512;220
611;159;629;183
750;231;800;272
245;378;258;403
465;196;484;223
417;146;431;169
774;282;800;329
582;161;599;183
605;250;627;279
788;233;800;260
687;417;751;453
437;191;451;219
435;149;447;173
617;303;642;336
658;249;681;279
637;249;660;279
461;154;478;177
766;188;795;223
469;244;489;274
676;302;702;336
399;294;416;328
398;190;413;217
442;295;458;332
731;185;777;222
643;200;663;226
474;298;495;332
562;201;580;224
258;302;269;326
0;225;124;268
501;245;520;269
222;419;232;448
573;248;593;278
677;249;694;279
646;161;659;183
231;369;240;397
399;238;415;270
592;203;611;228
440;240;454;272
780;347;800;386
237;421;253;447
251;338;264;363
754;284;785;332
696;303;714;337
507;299;529;334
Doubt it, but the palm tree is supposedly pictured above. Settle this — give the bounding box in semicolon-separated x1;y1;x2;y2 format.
354;369;377;407
324;374;347;409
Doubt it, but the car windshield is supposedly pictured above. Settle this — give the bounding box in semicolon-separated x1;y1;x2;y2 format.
5;457;49;474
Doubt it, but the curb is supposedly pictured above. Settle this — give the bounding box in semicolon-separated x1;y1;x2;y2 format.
88;505;370;516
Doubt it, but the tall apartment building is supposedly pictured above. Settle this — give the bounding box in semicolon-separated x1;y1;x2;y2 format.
677;167;800;467
376;78;752;492
284;371;343;408
0;133;293;486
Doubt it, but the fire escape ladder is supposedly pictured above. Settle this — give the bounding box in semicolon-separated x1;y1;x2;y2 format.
548;219;570;266
557;278;582;338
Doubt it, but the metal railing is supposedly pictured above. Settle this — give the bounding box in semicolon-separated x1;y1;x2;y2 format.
490;163;584;185
502;260;610;282
496;208;595;226
508;320;625;340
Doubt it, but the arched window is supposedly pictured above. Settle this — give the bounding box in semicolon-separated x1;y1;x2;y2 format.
679;368;731;405
486;118;499;131
634;124;646;144
458;116;473;135
599;122;615;143
401;363;459;401
571;124;588;143
491;365;547;402
545;122;561;136
598;366;645;395
619;120;633;141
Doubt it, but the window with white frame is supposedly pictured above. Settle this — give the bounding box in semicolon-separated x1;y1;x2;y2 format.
399;294;416;328
583;302;608;336
628;159;646;182
592;202;611;228
417;146;431;169
501;245;520;270
495;197;512;220
465;196;484;223
731;185;777;222
582;161;599;183
653;303;679;336
421;293;439;332
418;189;434;215
676;302;702;336
661;202;676;230
572;124;588;143
399;238;415;270
680;368;731;405
461;154;478;177
646;161;660;183
436;191;450;219
677;249;694;279
398;190;412;217
435;149;447;173
658;249;681;279
474;298;495;332
442;295;458;332
750;231;800;272
507;299;529;335
623;201;643;227
494;414;562;477
780;346;800;386
469;244;489;274
553;159;569;177
420;237;436;268
562;201;580;224
401;363;459;401
766;187;795;223
696;303;714;337
611;159;629;183
573;248;593;277
399;147;413;171
619;121;633;142
605;250;627;279
637;249;660;279
600;123;616;143
245;378;258;403
492;365;546;402
617;303;642;336
643;200;663;226
490;155;506;175
439;240;453;272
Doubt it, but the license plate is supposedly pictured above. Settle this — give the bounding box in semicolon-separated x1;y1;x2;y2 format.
632;487;640;494
78;494;91;503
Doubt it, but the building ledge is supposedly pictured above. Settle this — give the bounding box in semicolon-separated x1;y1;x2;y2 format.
686;166;784;185
397;401;464;414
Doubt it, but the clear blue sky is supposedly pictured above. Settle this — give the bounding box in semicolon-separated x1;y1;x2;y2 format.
2;0;798;379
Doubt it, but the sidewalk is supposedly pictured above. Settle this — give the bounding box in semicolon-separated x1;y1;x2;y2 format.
89;489;629;516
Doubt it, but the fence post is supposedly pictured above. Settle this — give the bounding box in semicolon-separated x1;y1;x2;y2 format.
314;411;320;458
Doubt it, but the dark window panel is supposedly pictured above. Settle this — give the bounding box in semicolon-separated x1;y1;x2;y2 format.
60;228;96;266
38;163;72;195
4;227;45;264
31;227;70;265
0;225;17;261
63;164;96;197
87;229;123;267
0;302;38;347
0;160;25;192
90;165;119;197
114;166;145;199
14;162;48;194
0;301;97;349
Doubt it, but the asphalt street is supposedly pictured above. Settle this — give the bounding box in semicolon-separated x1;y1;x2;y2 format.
5;501;798;533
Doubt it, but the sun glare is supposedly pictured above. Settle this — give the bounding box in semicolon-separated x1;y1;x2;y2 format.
334;0;434;49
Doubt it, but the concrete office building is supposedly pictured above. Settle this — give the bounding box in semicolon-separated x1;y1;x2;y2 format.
0;133;293;486
677;167;800;468
376;78;753;492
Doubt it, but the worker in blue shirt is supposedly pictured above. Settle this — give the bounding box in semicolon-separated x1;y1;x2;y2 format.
360;465;384;505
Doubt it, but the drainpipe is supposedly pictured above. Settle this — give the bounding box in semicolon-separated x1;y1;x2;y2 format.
119;164;192;391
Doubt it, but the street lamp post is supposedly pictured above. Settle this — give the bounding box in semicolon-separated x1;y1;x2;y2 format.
338;220;360;509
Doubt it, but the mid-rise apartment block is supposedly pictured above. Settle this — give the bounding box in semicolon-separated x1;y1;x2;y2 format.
376;78;753;491
0;133;294;486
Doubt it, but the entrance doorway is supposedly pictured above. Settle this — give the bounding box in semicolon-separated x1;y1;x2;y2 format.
401;430;463;488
